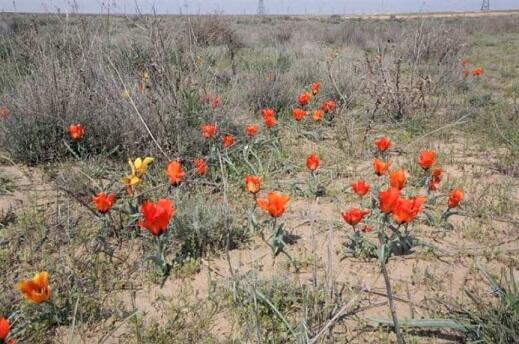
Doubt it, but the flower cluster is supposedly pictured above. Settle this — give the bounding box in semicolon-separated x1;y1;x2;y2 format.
291;82;336;123
341;137;464;259
462;59;484;77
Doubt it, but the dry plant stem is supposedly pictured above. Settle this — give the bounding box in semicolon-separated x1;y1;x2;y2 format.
107;57;170;160
380;259;405;344
217;148;234;277
309;292;363;344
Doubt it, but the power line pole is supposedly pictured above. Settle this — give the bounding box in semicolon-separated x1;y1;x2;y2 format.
257;0;265;15
481;0;490;11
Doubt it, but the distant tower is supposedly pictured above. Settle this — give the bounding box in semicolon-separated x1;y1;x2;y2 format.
257;0;265;15
481;0;490;11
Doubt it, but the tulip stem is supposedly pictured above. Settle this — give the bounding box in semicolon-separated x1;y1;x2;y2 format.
380;259;405;344
377;215;405;344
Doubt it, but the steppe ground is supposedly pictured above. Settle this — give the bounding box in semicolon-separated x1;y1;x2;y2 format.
0;10;518;344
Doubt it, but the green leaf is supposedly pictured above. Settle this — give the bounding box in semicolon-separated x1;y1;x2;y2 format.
367;317;470;331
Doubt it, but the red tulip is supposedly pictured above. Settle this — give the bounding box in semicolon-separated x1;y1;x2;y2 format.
374;137;391;152
392;196;425;224
245;125;258;137
68;123;85;141
244;175;262;194
92;192;116;214
165;161;185;185
448;188;463;208
256;192;289;218
310;82;320;95
222;135;234;148
428;167;442;191
372;159;391;176
297;91;312;106
379;187;401;213
312;110;324;121
292;108;307;121
0;317;10;342
263;115;276;128
418;150;436;170
200;123;217;139
306;154;320;171
261;108;275;118
341;208;370;227
194;158;208;176
389;169;406;190
472;67;483;76
320;100;336;113
261;108;277;128
351;179;370;197
139;199;175;236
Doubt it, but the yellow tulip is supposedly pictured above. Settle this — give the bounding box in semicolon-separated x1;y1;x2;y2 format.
121;174;141;186
17;271;51;304
131;157;154;177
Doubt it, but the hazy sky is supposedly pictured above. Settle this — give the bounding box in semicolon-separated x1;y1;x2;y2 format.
2;0;519;15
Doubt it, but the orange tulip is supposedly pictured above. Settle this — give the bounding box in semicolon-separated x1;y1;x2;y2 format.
67;123;85;141
292;108;307;121
389;169;406;190
0;317;10;342
372;159;391;176
418;150;436;170
310;82;320;95
200;123;217;139
261;108;275;118
245;125;258;137
392;196;425;224
297;91;312;106
312;110;324;121
374;137;391;152
351;179;370;197
194;158;208;176
244;175;262;194
256;192;289;218
139;199;174;236
448;188;463;208
306;154;320;171
379;187;401;213
92;192;116;214
320;100;336;113
165;161;185;185
222;135;234;148
263;115;276;128
472;67;483;76
17;272;51;304
428;167;442;191
261;108;277;128
341;208;370;227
